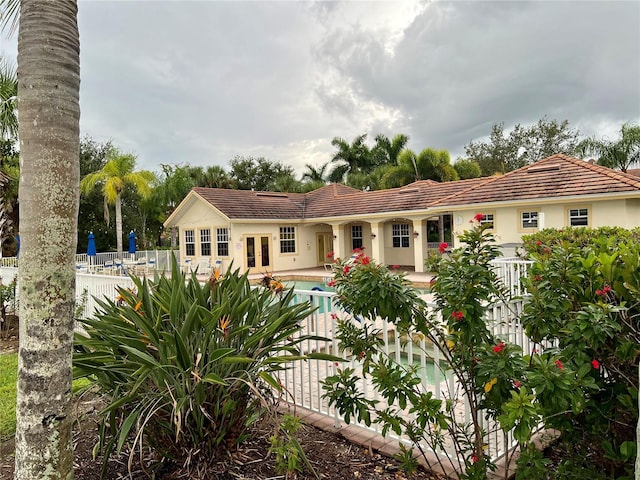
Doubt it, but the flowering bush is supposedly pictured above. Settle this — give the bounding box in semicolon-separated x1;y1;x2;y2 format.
322;222;528;479
321;221;636;478
520;227;639;476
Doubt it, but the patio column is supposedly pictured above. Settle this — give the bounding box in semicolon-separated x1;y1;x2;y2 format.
413;219;426;273
369;222;384;264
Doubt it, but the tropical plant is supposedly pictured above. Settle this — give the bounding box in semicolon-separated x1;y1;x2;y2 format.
577;122;640;172
321;227;517;479
74;261;334;475
0;57;17;141
519;228;640;477
8;1;81;479
371;133;409;166
269;414;317;479
80;148;155;259
453;158;482;180
381;147;458;188
301;162;329;184
328;134;373;182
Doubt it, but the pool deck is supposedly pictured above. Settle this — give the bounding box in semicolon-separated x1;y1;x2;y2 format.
247;266;433;289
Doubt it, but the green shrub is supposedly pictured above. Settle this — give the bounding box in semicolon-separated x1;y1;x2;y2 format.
521;227;639;477
74;261;330;474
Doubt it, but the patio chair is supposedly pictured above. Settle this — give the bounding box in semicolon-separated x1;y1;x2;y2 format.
181;258;193;273
196;259;211;276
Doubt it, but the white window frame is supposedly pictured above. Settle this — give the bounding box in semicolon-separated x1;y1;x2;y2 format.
480;213;495;230
279;226;296;254
184;229;195;256
216;228;229;257
351;225;363;251
392;223;410;248
200;228;211;256
520;211;538;230
568;207;589;227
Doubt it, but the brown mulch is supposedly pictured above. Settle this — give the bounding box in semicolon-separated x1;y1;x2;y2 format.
1;335;438;480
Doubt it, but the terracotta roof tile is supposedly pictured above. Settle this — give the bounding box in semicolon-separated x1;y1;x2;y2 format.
190;155;640;221
430;154;640;207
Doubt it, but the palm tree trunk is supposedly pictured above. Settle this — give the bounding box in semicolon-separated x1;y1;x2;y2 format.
14;1;80;479
115;192;123;259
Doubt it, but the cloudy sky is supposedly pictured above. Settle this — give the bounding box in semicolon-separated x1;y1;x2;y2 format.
2;0;639;176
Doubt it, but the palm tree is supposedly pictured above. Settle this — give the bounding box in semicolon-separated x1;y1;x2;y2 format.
80;149;155;259
10;1;81;479
301;162;328;183
577;123;640;172
381;148;458;188
0;58;17;141
372;133;409;166
328;134;372;182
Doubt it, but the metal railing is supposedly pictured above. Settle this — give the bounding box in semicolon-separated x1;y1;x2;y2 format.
280;290;538;467
1;257;539;469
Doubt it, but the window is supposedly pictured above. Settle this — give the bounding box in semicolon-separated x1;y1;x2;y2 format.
521;211;538;229
392;223;410;248
569;208;589;226
279;226;296;253
184;229;195;256
200;229;211;256
216;228;229;257
351;225;363;250
480;214;495;229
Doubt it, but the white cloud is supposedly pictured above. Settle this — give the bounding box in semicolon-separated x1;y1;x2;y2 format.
1;0;638;176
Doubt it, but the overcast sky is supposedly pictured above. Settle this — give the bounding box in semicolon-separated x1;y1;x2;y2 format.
2;0;639;176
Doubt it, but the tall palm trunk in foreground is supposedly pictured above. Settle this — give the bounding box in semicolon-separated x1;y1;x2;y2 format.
14;1;80;479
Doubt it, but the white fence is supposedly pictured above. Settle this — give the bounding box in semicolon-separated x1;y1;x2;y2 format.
281;290;534;469
491;257;533;297
1;258;537;469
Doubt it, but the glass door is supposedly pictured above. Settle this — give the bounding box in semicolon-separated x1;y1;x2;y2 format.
245;235;271;272
316;232;334;265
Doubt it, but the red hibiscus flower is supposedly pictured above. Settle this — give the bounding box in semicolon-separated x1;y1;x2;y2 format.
591;359;600;369
493;342;505;353
439;242;448;254
473;213;485;222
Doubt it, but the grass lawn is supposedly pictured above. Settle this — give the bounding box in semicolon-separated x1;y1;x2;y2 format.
0;352;92;441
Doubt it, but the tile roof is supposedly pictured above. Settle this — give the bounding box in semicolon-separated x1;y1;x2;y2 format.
190;154;640;221
430;154;640;207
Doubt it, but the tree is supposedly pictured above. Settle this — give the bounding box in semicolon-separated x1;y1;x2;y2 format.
327;134;372;182
371;133;409;167
12;1;81;479
229;155;298;191
453;158;482;180
465;117;580;175
577;122;640;172
80;149;155;259
301;162;328;184
0;58;17;141
77;136;112;253
381;148;458;188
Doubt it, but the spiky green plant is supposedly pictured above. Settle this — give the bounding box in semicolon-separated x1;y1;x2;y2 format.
74;260;331;474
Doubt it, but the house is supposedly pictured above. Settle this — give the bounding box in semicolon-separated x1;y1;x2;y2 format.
164;154;640;274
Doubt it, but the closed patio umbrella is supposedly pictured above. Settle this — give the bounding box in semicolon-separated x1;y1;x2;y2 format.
87;232;97;256
128;230;136;255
